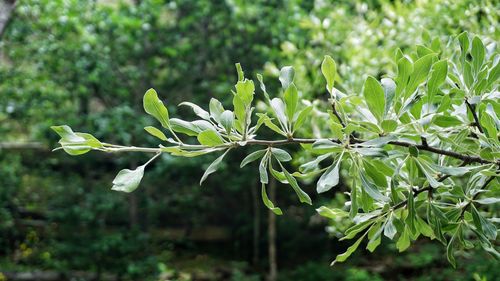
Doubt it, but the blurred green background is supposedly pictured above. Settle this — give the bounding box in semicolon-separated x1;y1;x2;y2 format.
0;0;498;280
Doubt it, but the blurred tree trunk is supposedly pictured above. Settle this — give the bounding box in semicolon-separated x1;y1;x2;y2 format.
0;0;16;38
129;193;139;228
268;178;277;281
128;159;139;228
251;180;261;267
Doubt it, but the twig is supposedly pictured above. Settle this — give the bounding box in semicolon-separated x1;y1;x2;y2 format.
465;99;484;134
92;137;497;165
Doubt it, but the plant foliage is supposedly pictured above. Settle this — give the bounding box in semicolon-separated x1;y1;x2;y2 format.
53;33;499;266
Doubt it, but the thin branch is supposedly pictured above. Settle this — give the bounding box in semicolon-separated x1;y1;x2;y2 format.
331;101;346;128
94;137;496;165
246;138;494;164
386;140;492;164
465;99;484;134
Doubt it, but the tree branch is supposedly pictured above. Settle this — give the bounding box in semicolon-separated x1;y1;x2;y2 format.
465;99;484;134
96;136;496;165
331;101;346;128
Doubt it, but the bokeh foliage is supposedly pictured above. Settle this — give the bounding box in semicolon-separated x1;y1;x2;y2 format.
1;0;498;280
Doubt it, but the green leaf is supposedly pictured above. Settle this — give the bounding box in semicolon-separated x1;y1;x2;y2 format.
471;204;496;240
416;216;434;239
143;88;170;128
316;206;348;219
363;76;386;122
169;118;201;136
396;56;413;96
447;226;460;268
51;125;102;155
299;153;332;173
284;83;299;122
409;146;419;157
406;54;436;97
331;233;366;265
111;164;146;193
144;126;167;141
257;113;287;136
396;226;411;252
471;36;485;73
414;158;442;188
233;94;246;126
321;55;336;94
256;73;271;101
271;148;292;162
240;149;266;168
427;60;448;104
457;32;470;56
480;105;498;139
179;102;210;120
209;98;225;122
474;198;500;205
381;78;396;115
279;163;312;205
197;130;225;146
235;79;255;106
235;63;244;81
279;66;295;89
433;115;462;127
220;110;234;134
367;223;383;252
384;214;397;240
381;119;397;133
317;153;343;193
360;172;389;202
311;140;343;154
430;163;473;176
270;98;288;130
200;149;230;185
407;191;416;233
343;220;374;240
259;156;269;184
261;183;282;215
293;105;313;132
363;159;388;187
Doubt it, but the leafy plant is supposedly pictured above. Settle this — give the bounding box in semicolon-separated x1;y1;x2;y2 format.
52;33;499;266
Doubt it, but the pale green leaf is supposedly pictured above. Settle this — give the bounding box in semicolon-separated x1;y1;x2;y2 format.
144;126;167;141
471;36;485;73
279;66;295;89
111;164;146;193
143;88;170;128
316;206;348;219
331;233;366;265
262;183;282;215
271;148;292;162
179;102;210;120
284;83;298;121
220;110;234;134
294;105;313;132
280;163;312;205
321;55;336;94
197;130;225;146
200;149;230;185
240;149;266;168
317;153;343;193
363;76;385;122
